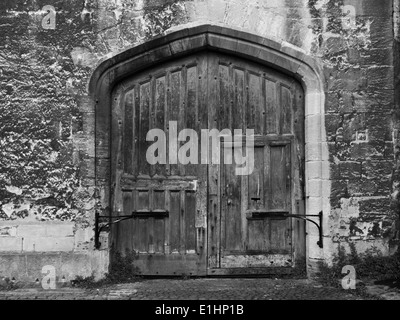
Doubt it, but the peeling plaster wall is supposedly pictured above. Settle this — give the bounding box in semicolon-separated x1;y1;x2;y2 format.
0;0;398;280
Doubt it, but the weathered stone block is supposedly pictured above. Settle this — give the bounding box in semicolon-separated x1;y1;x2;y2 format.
347;178;391;196
384;141;394;158
76;95;96;113
0;254;27;279
327;68;367;92
349;143;384;160
362;48;393;66
330;180;348;208
362;160;393;178
339;161;361;179
325;113;342;141
369;16;394;49
328;162;340;180
0;237;23;252
23;237;74;252
349;0;393;17
59;253;93;280
326;91;340;113
45;224;74;237
342;113;366;142
367;66;394;91
359;197;391;215
0;226;17;237
17;225;47;238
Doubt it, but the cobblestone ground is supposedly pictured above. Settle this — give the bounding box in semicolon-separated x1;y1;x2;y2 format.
0;278;368;300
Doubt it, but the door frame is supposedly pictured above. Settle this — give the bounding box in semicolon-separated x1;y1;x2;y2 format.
88;24;328;276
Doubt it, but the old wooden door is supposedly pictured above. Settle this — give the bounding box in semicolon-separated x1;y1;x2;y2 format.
110;51;305;276
207;54;305;275
110;54;209;275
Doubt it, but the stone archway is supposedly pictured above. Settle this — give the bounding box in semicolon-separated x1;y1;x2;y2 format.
89;24;328;275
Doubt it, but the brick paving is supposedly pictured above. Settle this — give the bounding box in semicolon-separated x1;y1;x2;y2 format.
0;278;369;300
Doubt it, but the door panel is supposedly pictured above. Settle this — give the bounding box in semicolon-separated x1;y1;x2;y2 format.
111;51;305;276
207;53;305;274
111;54;208;275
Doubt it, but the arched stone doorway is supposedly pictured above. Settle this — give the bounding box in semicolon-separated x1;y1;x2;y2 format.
89;25;327;276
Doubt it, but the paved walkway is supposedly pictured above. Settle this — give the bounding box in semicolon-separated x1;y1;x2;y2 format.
0;278;374;300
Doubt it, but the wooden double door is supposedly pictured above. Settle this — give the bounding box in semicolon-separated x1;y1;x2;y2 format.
110;51;305;276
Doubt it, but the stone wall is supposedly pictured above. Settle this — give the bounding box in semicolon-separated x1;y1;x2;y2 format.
0;0;398;281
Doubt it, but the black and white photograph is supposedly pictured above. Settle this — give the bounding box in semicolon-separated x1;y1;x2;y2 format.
0;0;399;313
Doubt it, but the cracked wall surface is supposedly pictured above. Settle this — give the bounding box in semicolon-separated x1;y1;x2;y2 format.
0;0;398;280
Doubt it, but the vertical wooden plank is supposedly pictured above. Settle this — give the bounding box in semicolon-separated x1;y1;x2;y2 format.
281;85;292;134
124;90;134;173
285;143;293;254
248;146;264;209
138;190;149;252
149;77;156;178
133;85;140;176
185;191;196;252
186;65;198;176
164;189;171;254
196;54;208;269
247;219;269;251
148;191;155;254
123;191;134;254
218;63;230;130
132;189;139;252
155;76;166;177
207;53;221;267
285;143;292;210
224;147;242;251
270;219;288;252
139;81;151;176
165;72;171;177
169;190;180;253
169;70;181;176
233;67;244;131
265;79;277;134
180;190;186;254
186;65;197;130
180;66;188;176
264;143;271;211
247;73;263;134
270;146;286;210
153;190;165;253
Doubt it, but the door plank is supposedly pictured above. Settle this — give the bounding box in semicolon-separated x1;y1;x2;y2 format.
233;67;245;131
139;81;151;176
185;190;196;252
169;190;181;253
154;75;166;177
280;84;292;135
124;90;134;173
207;53;220;268
265;79;277;134
169;70;181;177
